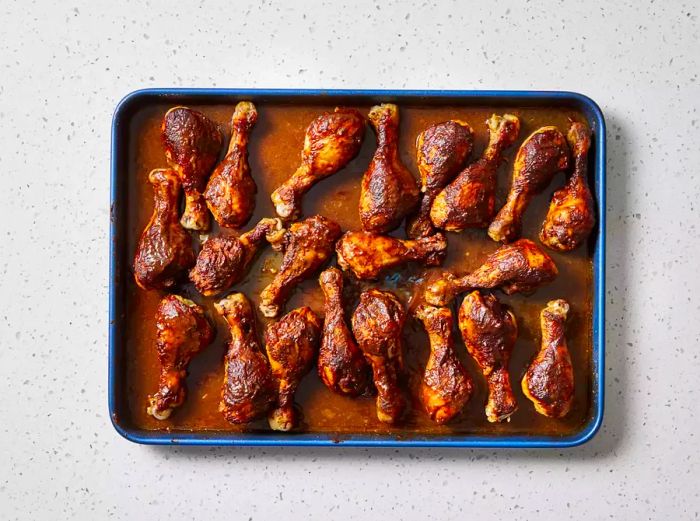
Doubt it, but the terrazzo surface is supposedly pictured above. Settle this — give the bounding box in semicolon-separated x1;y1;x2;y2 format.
1;0;698;519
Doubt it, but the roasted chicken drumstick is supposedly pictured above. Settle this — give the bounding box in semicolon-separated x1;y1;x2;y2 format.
271;108;365;220
488;126;570;242
522;299;574;418
134;168;195;290
359;104;420;232
336;230;447;280
540;122;595;251
146;295;214;420
162;107;223;231
406;120;474;238
458;291;518;422
204;101;258;229
414;304;473;424
265;307;322;431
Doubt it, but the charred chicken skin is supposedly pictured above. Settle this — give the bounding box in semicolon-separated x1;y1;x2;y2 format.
351;289;407;424
259;215;341;318
271;108;365;220
189;218;284;296
488;126;570;243
336;230;447;280
265;307;322;431
318;268;370;396
146;295;214;420
424;239;558;307
162;107;223;231
540;122;595;251
204;101;258;229
431;114;520;231
134;168;195;290
522;299;574;418
414;304;474;424
458;291;518;422
359;104;420;233
406;120;474;238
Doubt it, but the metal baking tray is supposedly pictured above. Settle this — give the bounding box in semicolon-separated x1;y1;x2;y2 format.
109;88;605;447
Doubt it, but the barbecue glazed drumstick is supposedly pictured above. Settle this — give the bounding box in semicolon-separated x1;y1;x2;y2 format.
458;291;518;422
189;218;284;296
424;239;558;307
335;230;447;280
488;126;570;242
259;215;341;318
351;289;407;424
431;114;520;231
539;122;595;251
134;168;195;290
522;299;574;418
146;295;214;420
318;268;370;395
414;304;474;424
204;101;258;229
271;108;365;220
406;120;474;238
359;104;420;233
265;307;322;431
162;107;223;231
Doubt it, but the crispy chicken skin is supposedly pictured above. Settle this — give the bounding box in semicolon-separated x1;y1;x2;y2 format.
424;239;558;307
522;299;574;418
259;215;342;318
318;268;370;395
458;291;518;422
540;122;595;251
431;114;520;231
134;168;195;290
335;230;447;280
406;120;474;238
414;304;474;424
271;108;365;220
488;126;570;243
359;104;420;232
204;101;258;229
265;307;322;431
189;218;284;296
146;295;214;420
215;293;276;424
162;106;223;231
351;289;407;424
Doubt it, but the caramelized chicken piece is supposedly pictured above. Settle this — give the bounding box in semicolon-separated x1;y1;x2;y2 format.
424;239;558;307
540;122;595;251
336;230;447;280
318;268;370;395
414;304;473;424
431;114;520;231
189;218;284;296
488;126;570;242
270;108;365;220
458;291;518;422
204;101;258;229
146;295;214;420
522;299;574;418
359;104;420;232
162;107;223;231
351;289;407;424
259;215;341;317
215;293;275;424
134;168;195;290
406;120;474;238
265;307;322;430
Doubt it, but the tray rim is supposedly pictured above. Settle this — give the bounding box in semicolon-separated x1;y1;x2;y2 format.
109;88;606;448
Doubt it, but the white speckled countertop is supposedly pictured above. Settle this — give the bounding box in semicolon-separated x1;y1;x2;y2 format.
1;0;699;518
